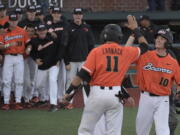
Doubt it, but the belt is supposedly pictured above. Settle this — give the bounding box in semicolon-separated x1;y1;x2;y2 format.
141;91;160;97
100;86;113;90
9;54;18;56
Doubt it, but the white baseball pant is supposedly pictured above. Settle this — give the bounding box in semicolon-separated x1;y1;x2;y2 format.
136;91;170;135
78;86;123;135
23;57;37;102
66;62;88;104
2;54;24;104
35;69;49;102
57;60;66;101
83;86;106;135
35;65;59;105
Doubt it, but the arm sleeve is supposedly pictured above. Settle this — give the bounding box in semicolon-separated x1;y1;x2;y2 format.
138;43;150;55
81;49;96;75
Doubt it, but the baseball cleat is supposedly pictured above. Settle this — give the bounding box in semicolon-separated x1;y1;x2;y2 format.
1;104;10;110
64;103;74;110
48;105;58;112
14;103;23;110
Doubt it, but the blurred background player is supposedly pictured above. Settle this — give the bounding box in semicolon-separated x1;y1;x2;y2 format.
65;8;95;108
36;9;45;24
18;5;40;29
1;12;29;110
15;8;23;22
23;24;37;107
0;4;8;27
46;6;69;103
26;24;65;112
139;15;159;44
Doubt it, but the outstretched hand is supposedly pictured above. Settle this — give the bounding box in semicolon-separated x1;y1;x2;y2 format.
126;15;138;30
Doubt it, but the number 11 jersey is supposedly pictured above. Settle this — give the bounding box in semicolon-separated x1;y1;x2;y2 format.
82;42;140;86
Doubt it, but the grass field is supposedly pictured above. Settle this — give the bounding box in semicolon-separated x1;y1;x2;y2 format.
0;108;179;135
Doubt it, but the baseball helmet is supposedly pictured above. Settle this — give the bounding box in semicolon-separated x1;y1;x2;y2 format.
100;24;123;44
155;29;173;49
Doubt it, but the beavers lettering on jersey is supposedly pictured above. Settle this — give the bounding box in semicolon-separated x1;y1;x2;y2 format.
4;35;23;41
143;63;172;74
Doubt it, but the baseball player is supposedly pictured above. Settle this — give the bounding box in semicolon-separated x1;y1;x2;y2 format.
26;23;65;112
65;8;95;108
0;12;29;110
18;5;40;29
46;6;69;103
15;8;23;22
23;24;38;107
63;15;149;135
135;29;180;135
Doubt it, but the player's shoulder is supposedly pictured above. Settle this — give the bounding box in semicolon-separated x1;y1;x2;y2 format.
167;54;179;65
15;26;26;32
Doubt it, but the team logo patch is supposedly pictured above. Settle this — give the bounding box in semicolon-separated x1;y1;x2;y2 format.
143;63;172;74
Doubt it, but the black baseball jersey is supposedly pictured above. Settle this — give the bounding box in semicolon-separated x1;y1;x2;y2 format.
65;21;95;62
27;33;63;70
18;18;40;29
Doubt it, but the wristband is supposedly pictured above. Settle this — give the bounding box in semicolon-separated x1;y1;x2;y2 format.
4;43;10;49
133;28;143;39
66;84;81;94
27;47;31;52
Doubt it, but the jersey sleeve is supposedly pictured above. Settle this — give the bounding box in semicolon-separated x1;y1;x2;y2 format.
125;46;141;63
174;65;180;86
82;49;96;75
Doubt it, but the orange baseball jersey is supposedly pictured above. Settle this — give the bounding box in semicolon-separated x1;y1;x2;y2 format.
136;50;180;96
2;26;29;54
82;42;140;86
0;16;9;26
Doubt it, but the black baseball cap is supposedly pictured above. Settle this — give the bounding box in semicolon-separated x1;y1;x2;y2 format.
73;8;83;14
52;7;61;13
49;4;55;9
15;8;23;14
37;24;47;31
36;5;42;10
27;5;36;12
9;12;18;21
139;15;150;21
0;4;6;11
36;9;43;16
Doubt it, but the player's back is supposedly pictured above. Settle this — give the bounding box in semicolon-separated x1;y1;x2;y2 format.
85;42;140;86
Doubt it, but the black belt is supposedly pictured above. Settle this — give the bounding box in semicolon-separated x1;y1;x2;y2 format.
9;54;18;56
100;86;113;90
141;91;160;96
